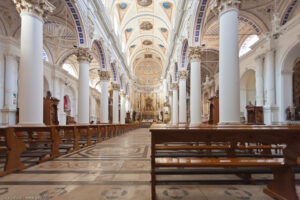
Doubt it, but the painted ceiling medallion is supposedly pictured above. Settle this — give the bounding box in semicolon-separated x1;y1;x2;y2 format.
140;22;153;30
131;44;136;48
163;2;171;9
119;3;127;10
143;40;153;45
137;0;152;7
126;28;133;32
160;27;167;32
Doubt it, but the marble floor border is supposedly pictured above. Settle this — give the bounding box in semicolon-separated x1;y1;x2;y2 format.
16;170;150;174
0;181;150;185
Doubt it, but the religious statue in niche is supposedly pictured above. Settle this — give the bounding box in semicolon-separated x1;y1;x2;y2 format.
137;0;152;7
145;97;154;111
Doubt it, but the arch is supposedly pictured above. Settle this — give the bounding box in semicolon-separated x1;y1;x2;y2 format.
280;42;300;121
239;34;259;57
0;16;8;36
193;0;208;43
110;62;118;82
281;0;298;25
43;76;50;97
64;85;77;117
180;40;189;69
63;0;87;45
121;14;171;34
240;69;256;120
93;40;106;69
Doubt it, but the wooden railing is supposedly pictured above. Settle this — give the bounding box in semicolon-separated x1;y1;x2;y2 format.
150;124;300;200
0;123;140;177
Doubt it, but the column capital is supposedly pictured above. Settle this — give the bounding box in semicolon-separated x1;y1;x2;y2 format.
120;91;125;97
13;0;55;19
76;48;93;63
172;83;179;90
178;70;188;80
210;0;241;15
111;82;120;91
168;91;173;96
98;70;110;81
188;46;204;62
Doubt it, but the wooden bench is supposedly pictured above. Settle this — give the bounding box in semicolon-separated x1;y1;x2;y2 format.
150;124;300;200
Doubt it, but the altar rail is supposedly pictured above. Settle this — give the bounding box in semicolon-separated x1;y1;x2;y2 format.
0;124;139;176
150;124;300;200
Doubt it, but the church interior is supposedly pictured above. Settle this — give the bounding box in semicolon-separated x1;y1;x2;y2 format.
0;0;300;199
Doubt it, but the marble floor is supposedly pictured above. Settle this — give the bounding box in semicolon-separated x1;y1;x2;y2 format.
0;128;299;200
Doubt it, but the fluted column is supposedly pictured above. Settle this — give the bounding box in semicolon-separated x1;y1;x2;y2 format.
255;56;264;106
188;47;203;126
211;0;241;124
99;71;110;123
120;91;125;124
76;48;93;124
263;50;278;124
169;91;173;124
112;83;120;124
178;70;188;123
2;54;18;125
172;83;179;124
13;0;55;125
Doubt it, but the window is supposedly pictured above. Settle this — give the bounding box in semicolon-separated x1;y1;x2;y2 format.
42;50;49;61
62;63;77;77
239;35;259;57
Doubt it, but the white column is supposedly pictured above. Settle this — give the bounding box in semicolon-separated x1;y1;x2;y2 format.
172;83;178;124
212;0;241;125
169;91;173;124
255;56;264;106
0;53;4;124
13;0;55;125
264;50;276;106
76;48;93;124
1;55;18;125
112;83;120;124
178;70;188;123
99;71;110;124
263;50;279;124
120;91;125;124
163;79;168;102
188;47;203;126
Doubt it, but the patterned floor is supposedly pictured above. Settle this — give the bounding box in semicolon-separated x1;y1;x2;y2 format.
0;128;299;200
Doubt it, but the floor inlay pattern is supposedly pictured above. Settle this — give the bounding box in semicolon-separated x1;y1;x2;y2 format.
0;128;299;200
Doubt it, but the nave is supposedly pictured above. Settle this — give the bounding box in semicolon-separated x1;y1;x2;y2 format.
0;128;298;200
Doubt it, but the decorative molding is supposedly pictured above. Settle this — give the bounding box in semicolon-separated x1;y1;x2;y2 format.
188;46;204;62
75;48;93;63
172;83;179;90
178;70;188;80
111;83;120;91
210;0;241;15
98;70;110;81
13;0;55;19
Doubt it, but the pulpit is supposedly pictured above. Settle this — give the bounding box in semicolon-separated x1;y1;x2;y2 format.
246;106;264;125
43;95;59;125
208;96;219;124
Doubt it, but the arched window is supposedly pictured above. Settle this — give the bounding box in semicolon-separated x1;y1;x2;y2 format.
42;50;49;61
62;63;77;77
239;35;259;57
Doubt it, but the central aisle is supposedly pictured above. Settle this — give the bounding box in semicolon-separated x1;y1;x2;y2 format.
0;128;278;199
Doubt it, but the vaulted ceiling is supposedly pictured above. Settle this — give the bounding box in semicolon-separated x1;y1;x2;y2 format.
104;0;179;87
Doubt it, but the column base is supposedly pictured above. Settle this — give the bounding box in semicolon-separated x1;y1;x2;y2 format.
59;112;66;125
218;122;241;126
264;105;279;125
17;122;45;127
189;122;203;128
1;108;17;126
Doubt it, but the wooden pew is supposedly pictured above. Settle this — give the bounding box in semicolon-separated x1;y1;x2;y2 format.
150;124;300;200
0;127;26;176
